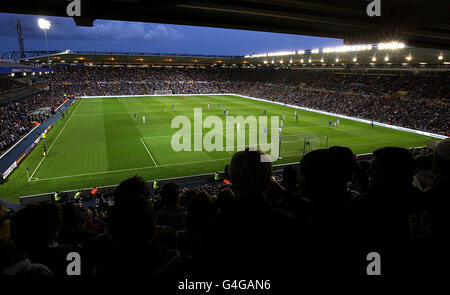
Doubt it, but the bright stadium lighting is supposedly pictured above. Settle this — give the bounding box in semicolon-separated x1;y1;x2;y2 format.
267;51;295;57
280;59;283;64
438;55;443;60
406;56;412;61
384;56;389;61
335;58;339;62
308;58;312;63
38;18;51;68
372;56;377;62
263;60;268;64
38;18;51;30
377;42;405;50
11;73;14;77
271;59;275;64
353;57;357;62
311;49;319;54
297;50;305;55
289;58;293;63
23;72;26;76
320;58;324;63
323;44;371;53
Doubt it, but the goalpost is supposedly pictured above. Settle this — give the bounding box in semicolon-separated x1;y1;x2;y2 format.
278;133;328;160
154;90;173;95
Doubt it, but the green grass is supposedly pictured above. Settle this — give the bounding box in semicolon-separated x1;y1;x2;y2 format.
0;95;436;203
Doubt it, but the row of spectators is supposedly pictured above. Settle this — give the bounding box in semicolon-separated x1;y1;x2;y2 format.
1;138;449;278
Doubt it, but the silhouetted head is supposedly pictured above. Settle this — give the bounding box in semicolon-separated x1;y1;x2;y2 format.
328;146;357;184
370;147;416;190
114;175;150;202
108;194;155;249
229;148;272;198
13;203;62;250
160;182;180;207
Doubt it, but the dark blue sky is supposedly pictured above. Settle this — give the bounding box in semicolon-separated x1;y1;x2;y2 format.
0;13;343;56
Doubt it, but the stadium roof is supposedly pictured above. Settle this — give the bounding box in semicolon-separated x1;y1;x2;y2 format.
19;46;450;68
1;0;450;49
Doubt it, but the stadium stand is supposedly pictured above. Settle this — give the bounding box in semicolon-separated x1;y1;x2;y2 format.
2;66;448;155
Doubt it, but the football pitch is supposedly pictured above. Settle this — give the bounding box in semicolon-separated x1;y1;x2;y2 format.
0;94;437;202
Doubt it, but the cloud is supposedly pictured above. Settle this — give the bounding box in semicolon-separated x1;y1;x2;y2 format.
0;13;184;43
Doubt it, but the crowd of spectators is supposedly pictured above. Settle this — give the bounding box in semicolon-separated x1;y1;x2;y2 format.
1;138;449;279
0;78;25;94
0;91;62;153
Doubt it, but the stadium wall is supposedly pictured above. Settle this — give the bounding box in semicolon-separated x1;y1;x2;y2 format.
80;93;448;140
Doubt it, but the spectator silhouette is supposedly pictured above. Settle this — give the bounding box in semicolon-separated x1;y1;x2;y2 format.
156;183;187;231
0;202;53;276
202;148;296;277
94;193;184;276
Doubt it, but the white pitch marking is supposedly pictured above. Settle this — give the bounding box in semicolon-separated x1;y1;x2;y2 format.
140;138;158;167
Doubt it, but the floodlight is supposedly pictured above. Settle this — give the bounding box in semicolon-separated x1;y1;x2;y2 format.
38;18;51;30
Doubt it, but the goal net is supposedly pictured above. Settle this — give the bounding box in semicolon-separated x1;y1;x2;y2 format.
154;90;173;95
279;134;328;160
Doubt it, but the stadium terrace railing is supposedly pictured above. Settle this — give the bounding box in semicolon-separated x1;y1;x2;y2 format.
79;93;448;140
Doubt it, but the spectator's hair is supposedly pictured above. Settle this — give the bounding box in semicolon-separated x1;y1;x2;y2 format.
328;146;357;184
359;160;371;172
229;148;272;198
187;191;216;228
216;188;235;214
299;149;332;192
281;165;298;191
60;203;82;230
114;175;150;202
160;182;180;207
352;164;369;190
12;203;62;249
108;194;156;248
433;152;450;176
416;155;431;171
433;139;450;176
372;147;416;187
182;189;197;208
